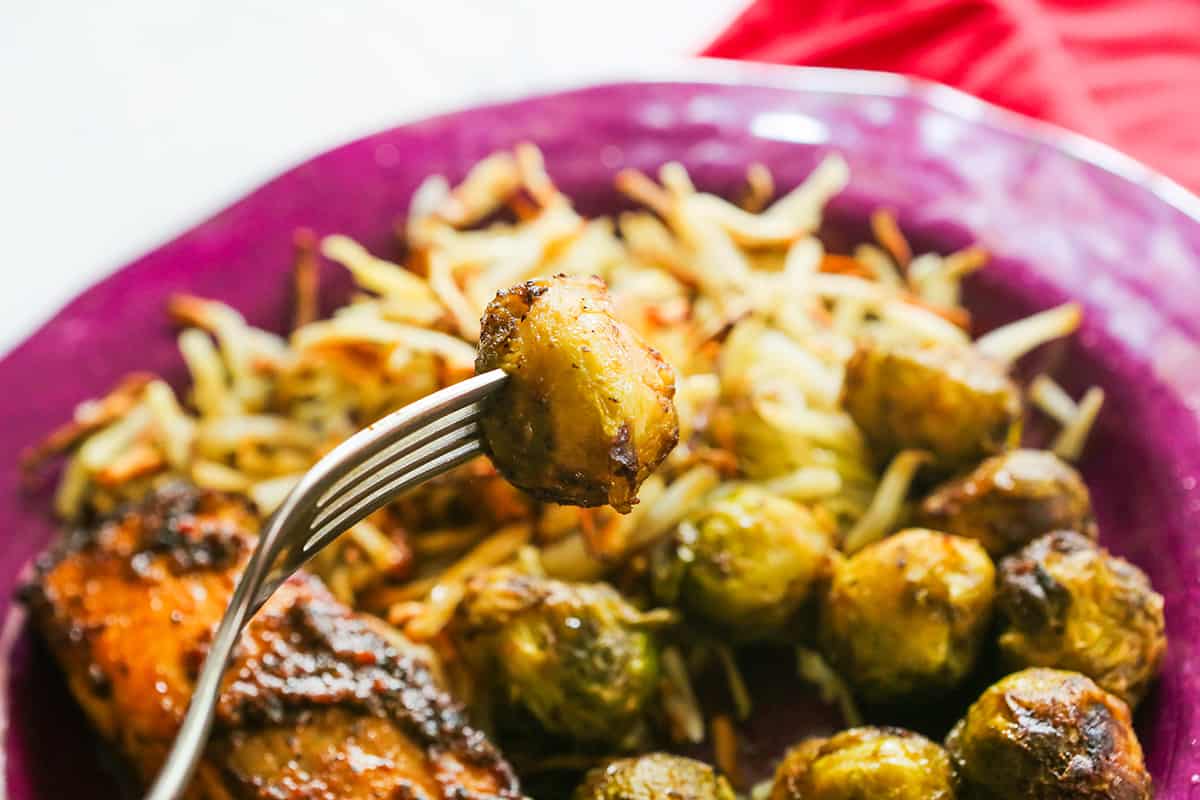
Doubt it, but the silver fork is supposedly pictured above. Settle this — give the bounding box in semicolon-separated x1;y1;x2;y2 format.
145;368;507;800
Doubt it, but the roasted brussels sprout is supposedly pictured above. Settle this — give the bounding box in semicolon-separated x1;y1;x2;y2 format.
769;727;955;800
945;668;1151;800
574;753;736;800
652;486;835;641
476;274;679;512
997;531;1166;707
820;529;995;704
451;568;659;747
919;449;1096;556
840;341;1021;471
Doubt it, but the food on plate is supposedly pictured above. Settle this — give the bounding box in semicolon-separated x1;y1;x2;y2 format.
451;567;662;747
574;753;736;800
820;529;996;705
769;726;955;800
24;484;519;799
996;530;1166;707
840;341;1021;472
919;449;1096;556
650;485;835;641
23;144;1143;794
945;668;1152;800
476;273;679;512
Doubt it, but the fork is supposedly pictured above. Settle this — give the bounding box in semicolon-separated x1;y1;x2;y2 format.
144;368;508;800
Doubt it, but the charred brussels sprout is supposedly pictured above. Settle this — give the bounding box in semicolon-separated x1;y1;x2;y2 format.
652;486;835;641
574;753;736;800
452;568;660;746
476;274;679;513
945;668;1151;800
919;449;1096;556
820;529;996;704
770;727;956;800
997;531;1166;707
841;341;1021;472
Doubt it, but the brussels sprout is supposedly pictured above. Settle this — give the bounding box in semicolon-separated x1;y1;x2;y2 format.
652;486;835;641
770;727;955;800
476;274;679;512
945;668;1151;800
840;341;1021;471
452;568;659;746
820;529;995;704
574;753;736;800
919;449;1096;556
996;531;1166;707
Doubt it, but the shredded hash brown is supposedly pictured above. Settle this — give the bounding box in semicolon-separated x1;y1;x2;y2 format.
25;145;1100;686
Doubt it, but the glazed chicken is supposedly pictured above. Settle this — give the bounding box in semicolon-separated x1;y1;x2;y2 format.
24;484;520;800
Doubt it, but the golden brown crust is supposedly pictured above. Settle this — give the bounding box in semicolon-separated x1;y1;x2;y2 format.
25;484;519;800
945;668;1151;800
451;567;659;748
575;753;736;800
919;450;1096;556
840;341;1020;472
770;727;955;800
996;531;1166;707
476;275;678;512
652;486;834;642
819;529;996;705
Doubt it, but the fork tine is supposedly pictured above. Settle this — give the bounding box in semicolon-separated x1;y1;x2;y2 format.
309;418;482;534
316;401;484;511
304;370;503;504
302;438;485;555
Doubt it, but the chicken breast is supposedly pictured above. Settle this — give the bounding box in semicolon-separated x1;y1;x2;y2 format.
24;483;520;800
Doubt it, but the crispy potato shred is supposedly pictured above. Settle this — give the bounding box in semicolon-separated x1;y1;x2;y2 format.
26;146;1102;774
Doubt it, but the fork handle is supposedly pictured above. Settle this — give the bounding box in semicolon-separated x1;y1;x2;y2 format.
143;369;507;799
142;506;288;800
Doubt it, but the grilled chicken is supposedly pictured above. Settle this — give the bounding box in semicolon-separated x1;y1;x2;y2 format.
24;484;520;800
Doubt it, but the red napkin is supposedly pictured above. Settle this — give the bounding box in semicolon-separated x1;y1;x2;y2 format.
704;0;1200;192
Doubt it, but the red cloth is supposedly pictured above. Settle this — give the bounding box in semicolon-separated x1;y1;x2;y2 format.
704;0;1200;192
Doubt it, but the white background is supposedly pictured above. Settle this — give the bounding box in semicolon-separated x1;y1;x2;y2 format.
0;1;741;354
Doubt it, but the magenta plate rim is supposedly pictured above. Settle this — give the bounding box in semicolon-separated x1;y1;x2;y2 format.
4;63;1200;797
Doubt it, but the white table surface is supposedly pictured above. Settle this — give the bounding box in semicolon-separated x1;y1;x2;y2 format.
0;0;741;356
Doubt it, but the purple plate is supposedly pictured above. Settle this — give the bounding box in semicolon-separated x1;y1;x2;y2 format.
4;62;1200;797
